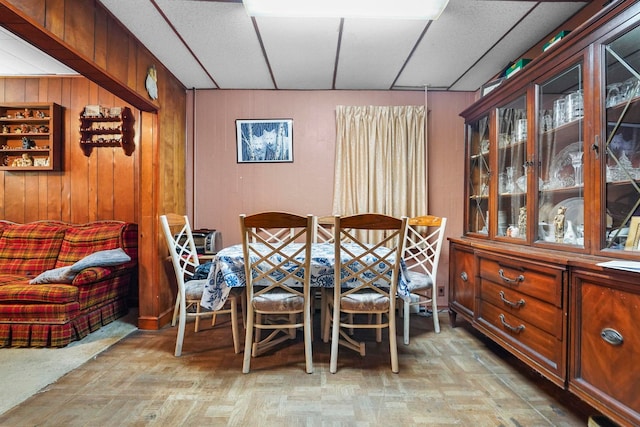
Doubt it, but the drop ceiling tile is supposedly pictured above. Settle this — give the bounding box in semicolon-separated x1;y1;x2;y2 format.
450;1;589;91
99;0;215;89
396;0;535;89
0;27;77;75
256;17;341;89
336;18;427;90
156;0;274;89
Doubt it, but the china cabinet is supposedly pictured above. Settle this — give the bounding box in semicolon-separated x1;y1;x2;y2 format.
0;103;61;171
449;1;640;425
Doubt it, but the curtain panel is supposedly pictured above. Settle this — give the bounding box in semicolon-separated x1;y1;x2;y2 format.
333;105;427;219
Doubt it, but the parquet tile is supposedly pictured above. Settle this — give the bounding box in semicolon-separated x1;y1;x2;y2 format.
0;311;598;426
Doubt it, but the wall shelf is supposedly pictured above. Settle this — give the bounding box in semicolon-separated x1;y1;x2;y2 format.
79;106;134;156
0;103;62;171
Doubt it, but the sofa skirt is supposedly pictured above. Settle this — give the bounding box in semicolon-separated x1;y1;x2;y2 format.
0;298;128;347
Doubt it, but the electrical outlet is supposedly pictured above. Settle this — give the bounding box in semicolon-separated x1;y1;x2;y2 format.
437;286;445;297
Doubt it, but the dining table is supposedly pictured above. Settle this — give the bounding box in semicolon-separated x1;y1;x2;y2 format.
200;242;412;311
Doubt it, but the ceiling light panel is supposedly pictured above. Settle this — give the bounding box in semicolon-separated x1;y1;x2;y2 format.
98;0;216;89
336;18;427;90
450;1;587;91
396;0;533;90
256;17;341;89
243;0;449;20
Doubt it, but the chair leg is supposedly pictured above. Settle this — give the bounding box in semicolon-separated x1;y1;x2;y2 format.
376;313;382;342
323;300;332;343
231;298;240;354
389;309;399;373
304;299;314;374
211;313;217;327
194;303;201;333
174;300;187;357
171;294;180;327
242;306;255;373
329;302;341;373
431;291;440;334
403;299;411;345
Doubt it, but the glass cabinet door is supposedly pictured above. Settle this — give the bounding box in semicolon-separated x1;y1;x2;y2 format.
537;64;585;247
466;115;490;235
603;25;640;252
496;96;527;240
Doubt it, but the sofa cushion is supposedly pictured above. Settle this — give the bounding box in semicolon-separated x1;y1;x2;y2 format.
0;222;67;276
55;222;126;268
0;282;78;304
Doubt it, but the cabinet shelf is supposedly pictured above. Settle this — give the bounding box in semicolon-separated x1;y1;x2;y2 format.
0;103;61;171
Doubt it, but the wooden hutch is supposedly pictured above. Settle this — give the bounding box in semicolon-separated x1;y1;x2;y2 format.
449;1;640;425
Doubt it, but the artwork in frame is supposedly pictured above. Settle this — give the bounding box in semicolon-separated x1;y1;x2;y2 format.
236;119;293;163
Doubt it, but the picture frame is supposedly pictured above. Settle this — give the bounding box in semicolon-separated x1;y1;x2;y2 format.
624;216;640;251
236;119;293;163
481;77;505;97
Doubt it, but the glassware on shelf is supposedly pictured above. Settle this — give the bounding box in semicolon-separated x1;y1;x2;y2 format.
564;89;584;122
569;151;583;186
515;119;527;142
553;98;565;128
505;166;516;193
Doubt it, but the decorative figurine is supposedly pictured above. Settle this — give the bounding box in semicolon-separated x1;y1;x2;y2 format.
1;124;9;134
21;137;34;149
518;206;527;238
554;206;567;243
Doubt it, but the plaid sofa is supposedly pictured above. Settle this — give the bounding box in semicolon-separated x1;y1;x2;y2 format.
0;220;138;347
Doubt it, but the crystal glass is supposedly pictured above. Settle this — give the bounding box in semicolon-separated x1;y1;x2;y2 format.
569;151;583;186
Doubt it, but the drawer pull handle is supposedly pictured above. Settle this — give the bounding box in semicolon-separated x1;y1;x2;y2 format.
499;314;525;333
499;291;525;308
498;269;524;284
601;328;623;346
460;271;468;282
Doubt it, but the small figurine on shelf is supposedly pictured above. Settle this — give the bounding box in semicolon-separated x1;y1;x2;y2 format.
1;124;9;134
20;124;30;134
554;206;567;243
24;108;32;118
36;110;46;119
21;137;34;149
518;206;527;238
21;153;33;166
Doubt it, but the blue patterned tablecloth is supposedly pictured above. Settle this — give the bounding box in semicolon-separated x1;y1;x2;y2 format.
200;243;411;310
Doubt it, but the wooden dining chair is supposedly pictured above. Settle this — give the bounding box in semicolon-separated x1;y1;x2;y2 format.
160;214;241;356
401;215;447;345
240;212;314;374
325;213;408;373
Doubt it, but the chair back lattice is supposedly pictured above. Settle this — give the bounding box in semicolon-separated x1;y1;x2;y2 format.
160;214;200;288
403;216;447;283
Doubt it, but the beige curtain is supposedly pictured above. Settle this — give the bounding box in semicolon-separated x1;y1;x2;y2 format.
332;105;427;218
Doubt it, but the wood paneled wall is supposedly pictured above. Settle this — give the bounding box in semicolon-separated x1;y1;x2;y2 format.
0;76;138;224
0;0;188;330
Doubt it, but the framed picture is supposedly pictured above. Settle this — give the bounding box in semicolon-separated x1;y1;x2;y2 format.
624;216;640;251
481;77;505;97
236;119;293;163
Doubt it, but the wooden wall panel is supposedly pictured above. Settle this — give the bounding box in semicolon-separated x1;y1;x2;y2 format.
0;76;139;226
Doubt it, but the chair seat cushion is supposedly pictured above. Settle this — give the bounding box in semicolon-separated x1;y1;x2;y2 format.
184;279;207;300
406;271;433;292
253;291;303;312
340;291;389;311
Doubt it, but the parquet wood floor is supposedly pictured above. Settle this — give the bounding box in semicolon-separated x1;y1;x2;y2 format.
0;311;598;426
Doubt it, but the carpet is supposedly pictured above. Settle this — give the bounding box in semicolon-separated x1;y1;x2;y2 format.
0;309;138;415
